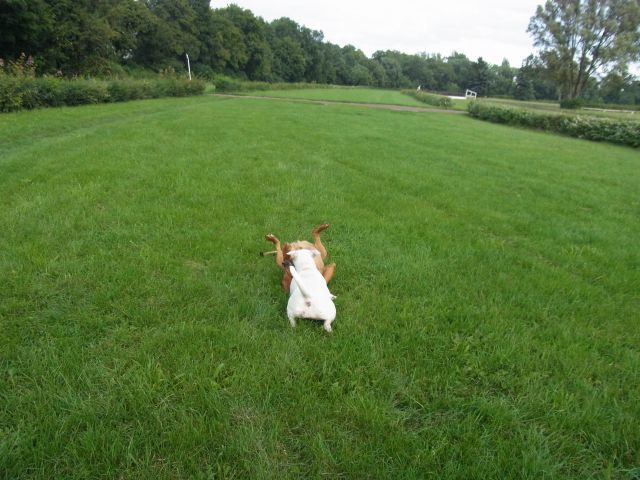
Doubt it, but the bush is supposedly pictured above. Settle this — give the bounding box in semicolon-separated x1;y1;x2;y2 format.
212;75;245;92
60;80;109;105
0;76;206;112
30;77;64;108
160;77;206;97
108;79;149;102
467;101;640;148
560;98;584;110
402;89;452;109
211;75;333;93
0;76;23;112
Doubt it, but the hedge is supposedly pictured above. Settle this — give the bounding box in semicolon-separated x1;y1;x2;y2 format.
212;75;334;93
0;76;206;112
402;89;453;109
467;101;640;148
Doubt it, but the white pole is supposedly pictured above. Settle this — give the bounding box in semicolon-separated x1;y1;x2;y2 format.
186;53;191;81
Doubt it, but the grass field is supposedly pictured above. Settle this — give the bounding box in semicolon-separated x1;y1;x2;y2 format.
245;87;427;107
243;87;639;120
1;96;639;479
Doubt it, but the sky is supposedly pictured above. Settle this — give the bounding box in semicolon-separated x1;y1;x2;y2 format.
220;0;544;67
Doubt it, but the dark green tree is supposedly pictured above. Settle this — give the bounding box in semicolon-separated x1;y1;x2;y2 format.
0;0;53;66
490;59;516;97
447;52;474;92
272;37;306;81
469;57;491;96
514;55;557;100
135;0;200;70
220;5;271;80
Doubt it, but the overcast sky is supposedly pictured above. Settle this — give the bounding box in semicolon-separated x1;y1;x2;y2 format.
221;0;543;67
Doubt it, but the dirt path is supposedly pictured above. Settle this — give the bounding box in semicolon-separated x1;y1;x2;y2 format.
211;93;467;114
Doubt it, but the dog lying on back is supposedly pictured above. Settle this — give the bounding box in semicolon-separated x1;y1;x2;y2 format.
265;224;336;293
286;249;336;332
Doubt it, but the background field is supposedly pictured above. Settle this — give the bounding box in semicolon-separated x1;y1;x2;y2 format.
241;87;640;121
245;87;427;107
1;96;639;479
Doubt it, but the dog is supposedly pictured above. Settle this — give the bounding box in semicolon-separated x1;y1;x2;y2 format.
286;248;336;332
264;224;336;292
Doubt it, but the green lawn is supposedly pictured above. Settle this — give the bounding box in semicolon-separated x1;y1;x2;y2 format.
244;87;427;107
1;96;639;479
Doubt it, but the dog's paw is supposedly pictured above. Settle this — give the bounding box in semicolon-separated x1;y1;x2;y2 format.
312;223;330;235
265;234;279;244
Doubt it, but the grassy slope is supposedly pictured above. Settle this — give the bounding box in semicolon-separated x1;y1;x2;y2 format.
1;97;639;479
245;87;427;107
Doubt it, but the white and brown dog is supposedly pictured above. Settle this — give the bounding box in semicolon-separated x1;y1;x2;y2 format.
286;248;336;332
264;224;336;292
263;224;337;331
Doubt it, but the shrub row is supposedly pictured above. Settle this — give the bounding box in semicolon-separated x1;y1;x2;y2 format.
0;76;206;112
402;89;453;109
467;102;640;148
212;74;333;93
559;98;584;110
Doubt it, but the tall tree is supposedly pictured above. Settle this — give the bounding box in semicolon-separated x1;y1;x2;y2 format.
528;0;640;99
272;37;305;81
490;59;516;96
217;5;271;80
136;0;200;70
0;0;53;64
514;54;558;100
469;57;491;96
447;52;474;92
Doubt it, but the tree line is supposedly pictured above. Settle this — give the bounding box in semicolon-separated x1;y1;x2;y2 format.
1;0;639;104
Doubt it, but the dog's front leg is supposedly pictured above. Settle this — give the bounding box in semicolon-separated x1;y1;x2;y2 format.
265;234;284;270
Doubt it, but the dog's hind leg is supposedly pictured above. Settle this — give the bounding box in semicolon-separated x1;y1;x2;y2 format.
322;263;336;285
311;224;330;259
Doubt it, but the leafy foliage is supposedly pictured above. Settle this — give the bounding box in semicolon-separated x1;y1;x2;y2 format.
210;74;332;93
528;0;640;100
0;75;205;112
467;101;640;148
559;98;584;110
402;89;453;108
